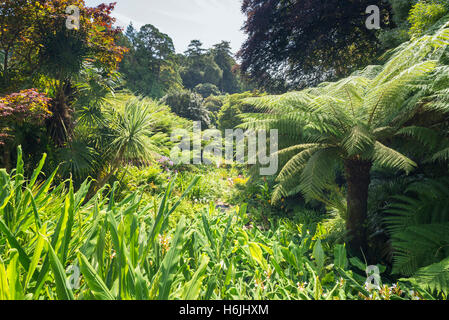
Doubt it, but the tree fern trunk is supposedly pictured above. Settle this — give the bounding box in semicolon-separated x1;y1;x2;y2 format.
344;159;372;257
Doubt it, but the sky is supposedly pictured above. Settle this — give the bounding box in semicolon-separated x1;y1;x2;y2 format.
85;0;247;55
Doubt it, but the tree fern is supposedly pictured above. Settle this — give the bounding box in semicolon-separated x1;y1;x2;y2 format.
385;178;449;279
405;256;449;296
240;21;449;252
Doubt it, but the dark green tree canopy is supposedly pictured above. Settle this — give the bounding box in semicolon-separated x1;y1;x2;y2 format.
120;23;182;99
184;39;206;57
194;83;220;98
180;40;222;90
211;41;241;93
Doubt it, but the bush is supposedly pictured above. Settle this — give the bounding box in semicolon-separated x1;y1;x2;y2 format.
203;95;225;126
217;91;263;131
161;90;211;128
408;1;448;36
194;83;221;98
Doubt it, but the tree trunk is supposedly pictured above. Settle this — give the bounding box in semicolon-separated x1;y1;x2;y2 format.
47;80;74;147
344;159;372;258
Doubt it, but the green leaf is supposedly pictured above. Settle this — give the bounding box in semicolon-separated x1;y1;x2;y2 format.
312;239;325;273
248;242;268;270
158;217;186;300
0;218;30;270
334;244;348;270
182;254;210;300
25;224;47;289
47;241;74;300
78;252;116;300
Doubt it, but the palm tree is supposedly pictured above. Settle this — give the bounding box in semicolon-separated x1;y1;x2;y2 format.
94;97;162;190
241;23;449;256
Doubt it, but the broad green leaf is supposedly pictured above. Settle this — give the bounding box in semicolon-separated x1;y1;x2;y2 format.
158;217;186;300
334;244;348;270
182;254;210;299
312;239;325;273
47;241;74;300
25;224;47;289
78;252;116;300
248;242;268;270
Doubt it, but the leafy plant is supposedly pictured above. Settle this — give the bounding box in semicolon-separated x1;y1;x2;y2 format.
0;147;427;300
240;22;449;254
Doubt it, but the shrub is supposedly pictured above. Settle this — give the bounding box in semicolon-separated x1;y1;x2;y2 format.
203;95;225;126
194;83;221;98
0;89;52;169
408;1;448;36
161;90;211;128
217;91;262;132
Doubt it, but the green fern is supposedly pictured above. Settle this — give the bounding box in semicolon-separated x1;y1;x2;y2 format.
405;256;449;296
241;22;449;205
385;178;449;280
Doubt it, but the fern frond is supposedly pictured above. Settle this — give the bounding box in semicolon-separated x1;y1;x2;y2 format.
396;126;441;150
385;178;449;276
372;142;417;174
431;147;449;162
342;125;375;157
408;256;449;295
297;148;339;202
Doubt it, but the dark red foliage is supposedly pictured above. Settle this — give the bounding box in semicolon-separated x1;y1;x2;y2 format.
238;0;394;92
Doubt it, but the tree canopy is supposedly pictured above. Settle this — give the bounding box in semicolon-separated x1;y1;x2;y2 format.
119;23;182;99
238;0;394;92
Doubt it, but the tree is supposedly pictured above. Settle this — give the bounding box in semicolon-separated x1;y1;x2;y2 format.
0;89;52;170
241;24;449;257
379;0;449;50
211;41;241;94
238;0;394;92
194;83;220;98
408;1;448;37
120;23;182;99
184;39;206;57
180;40;222;90
0;0;127;146
95;97;162;190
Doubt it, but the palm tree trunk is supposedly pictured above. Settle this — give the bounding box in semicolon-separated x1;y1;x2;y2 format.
344;159;372;257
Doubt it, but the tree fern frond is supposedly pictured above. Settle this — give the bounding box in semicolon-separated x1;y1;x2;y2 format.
366;61;438;126
276;147;321;183
396;126;442;150
430;147;449;163
372;142;417;174
243;91;316;114
385;178;449;276
407;256;449;295
342;125;375;157
297;148;339;202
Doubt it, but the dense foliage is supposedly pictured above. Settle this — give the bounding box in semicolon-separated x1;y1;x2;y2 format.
119;24;182;99
238;0;393;92
1;0;449;301
0;150;433;300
